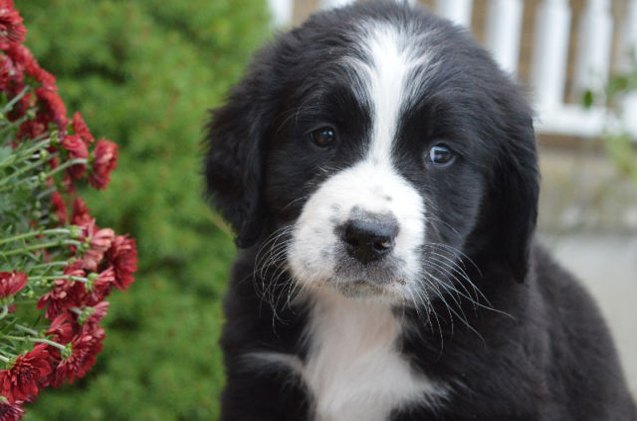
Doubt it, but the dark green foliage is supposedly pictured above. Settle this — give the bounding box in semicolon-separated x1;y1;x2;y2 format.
15;1;270;419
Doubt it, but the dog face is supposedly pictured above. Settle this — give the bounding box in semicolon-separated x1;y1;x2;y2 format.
205;3;539;304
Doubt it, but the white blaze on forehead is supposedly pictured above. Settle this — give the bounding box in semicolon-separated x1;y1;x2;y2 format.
366;25;411;163
351;21;430;165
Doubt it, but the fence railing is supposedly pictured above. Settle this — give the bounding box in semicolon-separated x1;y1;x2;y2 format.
267;0;637;139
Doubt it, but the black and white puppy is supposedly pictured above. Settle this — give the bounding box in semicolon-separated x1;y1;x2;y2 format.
204;2;637;420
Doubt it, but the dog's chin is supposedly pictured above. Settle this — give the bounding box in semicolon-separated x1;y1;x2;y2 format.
333;280;390;299
304;271;406;302
288;254;412;302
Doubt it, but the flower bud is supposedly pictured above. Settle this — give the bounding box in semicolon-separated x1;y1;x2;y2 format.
68;226;83;239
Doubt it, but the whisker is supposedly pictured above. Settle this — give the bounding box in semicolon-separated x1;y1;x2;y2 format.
422;242;483;278
425;249;488;303
251;225;298;322
422;246;514;321
424;269;487;345
424;256;482;308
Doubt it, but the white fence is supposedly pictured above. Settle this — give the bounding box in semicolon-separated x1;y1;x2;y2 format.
267;0;637;139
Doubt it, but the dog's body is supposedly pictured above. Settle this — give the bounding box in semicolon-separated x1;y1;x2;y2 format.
205;2;636;420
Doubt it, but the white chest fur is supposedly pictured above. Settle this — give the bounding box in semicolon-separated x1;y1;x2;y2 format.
302;290;446;421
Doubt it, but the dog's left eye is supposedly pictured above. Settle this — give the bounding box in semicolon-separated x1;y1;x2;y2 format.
428;144;455;166
310;127;337;148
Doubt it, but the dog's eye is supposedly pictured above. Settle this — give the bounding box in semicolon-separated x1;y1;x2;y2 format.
428;144;455;166
310;127;336;148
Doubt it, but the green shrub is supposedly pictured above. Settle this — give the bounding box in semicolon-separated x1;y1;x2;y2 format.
15;1;270;419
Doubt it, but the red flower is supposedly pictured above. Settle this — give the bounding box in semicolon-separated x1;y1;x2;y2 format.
77;220;114;272
47;155;59;170
70;197;92;226
35;87;67;129
47;302;109;345
28;66;55;90
36;264;86;320
61;135;88;160
106;236;137;290
79;301;109;328
85;268;115;305
0;1;26;50
50;325;104;387
61;134;88;179
16;117;47;141
46;312;77;344
50;192;67;224
0;344;52;403
0;54;15;91
0;2;133;410
0;398;24;421
89;140;118;189
0;272;26;300
4;43;55;89
71;112;93;145
1;67;31;122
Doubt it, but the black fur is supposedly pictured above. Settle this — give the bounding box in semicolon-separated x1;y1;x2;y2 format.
204;2;636;420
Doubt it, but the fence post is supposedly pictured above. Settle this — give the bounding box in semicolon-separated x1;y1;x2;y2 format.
436;0;474;28
620;0;637;138
267;0;293;27
573;0;613;100
530;0;571;111
620;0;637;67
320;0;356;9
484;0;523;76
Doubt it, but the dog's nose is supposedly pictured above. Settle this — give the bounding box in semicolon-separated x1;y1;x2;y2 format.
341;215;399;264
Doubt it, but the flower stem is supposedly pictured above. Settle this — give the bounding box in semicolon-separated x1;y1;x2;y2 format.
14;137;51;158
0;354;10;364
1;157;87;192
41;158;87;180
31;338;67;351
2;335;66;352
28;261;72;271
27;275;88;283
2;87;30;115
0;152;59;188
0;239;83;258
0;305;8;320
36;186;57;200
0;136;51;169
0;115;30;140
0;228;74;246
15;325;39;336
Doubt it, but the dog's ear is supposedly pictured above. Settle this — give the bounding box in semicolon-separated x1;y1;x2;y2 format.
488;116;539;282
204;71;272;248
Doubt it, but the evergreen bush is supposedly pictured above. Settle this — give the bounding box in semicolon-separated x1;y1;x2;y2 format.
14;1;270;419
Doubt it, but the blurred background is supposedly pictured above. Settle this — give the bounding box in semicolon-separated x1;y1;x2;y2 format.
16;0;636;419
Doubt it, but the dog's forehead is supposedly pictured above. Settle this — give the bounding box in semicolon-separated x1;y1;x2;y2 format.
290;15;502;165
293;15;462;128
340;20;437;109
293;11;447;92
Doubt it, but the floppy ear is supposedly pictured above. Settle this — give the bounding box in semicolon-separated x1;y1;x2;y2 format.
488;117;539;282
204;74;272;248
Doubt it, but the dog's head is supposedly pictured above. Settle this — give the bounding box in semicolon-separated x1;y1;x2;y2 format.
205;2;538;304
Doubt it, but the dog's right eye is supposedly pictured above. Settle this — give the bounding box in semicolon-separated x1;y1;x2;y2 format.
310;127;337;148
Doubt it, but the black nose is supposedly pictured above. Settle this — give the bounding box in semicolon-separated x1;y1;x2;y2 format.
341;215;399;264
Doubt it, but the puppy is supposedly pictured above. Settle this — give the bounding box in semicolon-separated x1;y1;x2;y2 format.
204;2;637;420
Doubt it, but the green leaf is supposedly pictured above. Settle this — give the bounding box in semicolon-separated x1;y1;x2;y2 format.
582;89;594;109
